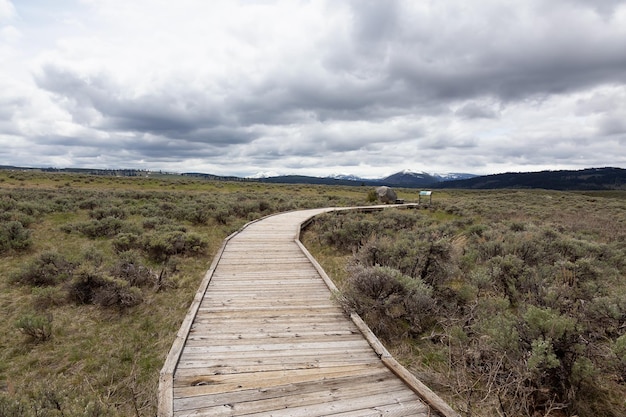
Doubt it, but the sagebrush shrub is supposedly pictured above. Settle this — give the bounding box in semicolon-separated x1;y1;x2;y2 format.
31;286;66;310
92;278;142;309
89;206;127;220
111;251;155;287
11;251;75;286
141;230;208;262
15;312;53;342
66;267;106;304
343;265;435;340
67;267;142;309
69;217;126;238
0;220;32;252
112;232;141;253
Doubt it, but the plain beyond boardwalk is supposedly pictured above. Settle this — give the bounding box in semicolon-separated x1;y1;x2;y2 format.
159;206;459;417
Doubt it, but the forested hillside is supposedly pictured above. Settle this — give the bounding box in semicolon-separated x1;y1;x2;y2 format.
436;167;626;190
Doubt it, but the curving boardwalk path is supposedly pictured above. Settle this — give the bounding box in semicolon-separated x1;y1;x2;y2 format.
159;206;459;417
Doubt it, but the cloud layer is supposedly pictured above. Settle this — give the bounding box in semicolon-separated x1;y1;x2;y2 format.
1;0;626;177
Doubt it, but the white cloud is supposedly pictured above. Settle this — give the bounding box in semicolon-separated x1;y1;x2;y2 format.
0;0;14;21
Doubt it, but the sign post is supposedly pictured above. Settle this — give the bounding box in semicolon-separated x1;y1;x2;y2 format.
419;190;432;205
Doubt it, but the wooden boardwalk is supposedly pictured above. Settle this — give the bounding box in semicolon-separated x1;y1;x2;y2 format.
159;207;459;417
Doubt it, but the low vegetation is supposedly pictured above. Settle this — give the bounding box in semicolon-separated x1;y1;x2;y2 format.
302;190;626;417
4;169;624;417
0;170;366;416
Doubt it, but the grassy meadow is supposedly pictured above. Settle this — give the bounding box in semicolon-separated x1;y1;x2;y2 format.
302;189;626;417
0;170;368;416
1;170;624;417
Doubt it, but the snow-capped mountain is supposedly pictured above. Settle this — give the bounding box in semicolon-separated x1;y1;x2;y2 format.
382;170;440;186
326;173;366;181
433;172;478;181
248;171;280;179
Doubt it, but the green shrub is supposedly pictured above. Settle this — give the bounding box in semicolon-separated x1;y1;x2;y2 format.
89;206;127;220
67;217;126;238
0;220;32;252
78;198;101;210
142;216;170;229
11;251;75;286
0;211;34;227
343;265;435;340
32;286;67;310
67;267;142;309
614;334;626;363
15;313;53;342
112;232;141;253
92;278;143;309
66;267;107;304
0;382;115;417
527;337;560;372
366;189;377;203
522;305;577;342
0;393;28;417
303;192;626;416
477;311;521;354
315;213;377;252
17;201;50;216
213;208;231;225
111;251;155;287
141;230;208;262
186;205;211;225
81;246;105;267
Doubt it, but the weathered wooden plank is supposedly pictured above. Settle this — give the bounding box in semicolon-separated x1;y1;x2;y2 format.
193;306;344;318
177;346;378;363
179;390;422;417
187;328;363;346
192;313;348;324
176;354;382;373
173;363;388;393
325;401;431;417
180;339;370;355
175;378;420;416
201;289;331;296
197;304;340;313
174;371;404;406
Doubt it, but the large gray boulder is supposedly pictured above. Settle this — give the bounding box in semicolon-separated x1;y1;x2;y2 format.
376;186;397;204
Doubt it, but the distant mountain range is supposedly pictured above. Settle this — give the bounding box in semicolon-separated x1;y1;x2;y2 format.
257;170;477;187
256;167;626;190
1;165;625;190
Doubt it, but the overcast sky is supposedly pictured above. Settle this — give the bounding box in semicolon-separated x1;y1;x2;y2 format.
1;0;625;178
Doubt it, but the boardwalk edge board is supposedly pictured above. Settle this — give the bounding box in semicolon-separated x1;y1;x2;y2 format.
159;204;460;417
